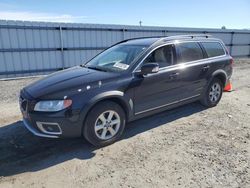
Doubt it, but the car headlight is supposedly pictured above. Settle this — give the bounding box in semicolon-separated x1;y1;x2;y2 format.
34;100;72;112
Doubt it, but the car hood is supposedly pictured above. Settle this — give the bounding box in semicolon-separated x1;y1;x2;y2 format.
24;66;119;98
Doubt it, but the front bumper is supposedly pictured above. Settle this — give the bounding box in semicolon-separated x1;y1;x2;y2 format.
23;119;59;138
22;110;83;138
19;89;84;138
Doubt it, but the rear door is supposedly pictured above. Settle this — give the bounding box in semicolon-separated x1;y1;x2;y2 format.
200;41;228;76
174;41;209;99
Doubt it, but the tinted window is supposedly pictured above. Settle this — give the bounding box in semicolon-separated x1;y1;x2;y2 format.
176;42;203;63
201;42;225;58
143;45;174;68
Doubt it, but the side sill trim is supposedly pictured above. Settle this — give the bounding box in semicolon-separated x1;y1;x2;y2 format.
135;94;200;115
23;119;59;138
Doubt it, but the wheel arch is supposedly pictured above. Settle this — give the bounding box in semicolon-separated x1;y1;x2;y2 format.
211;70;227;87
80;91;133;135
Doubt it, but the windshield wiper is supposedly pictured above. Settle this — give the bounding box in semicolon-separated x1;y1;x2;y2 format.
84;65;107;72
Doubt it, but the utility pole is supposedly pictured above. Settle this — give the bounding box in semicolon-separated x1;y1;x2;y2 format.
139;20;142;26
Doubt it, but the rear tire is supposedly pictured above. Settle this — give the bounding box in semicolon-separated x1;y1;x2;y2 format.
200;78;223;107
83;101;126;147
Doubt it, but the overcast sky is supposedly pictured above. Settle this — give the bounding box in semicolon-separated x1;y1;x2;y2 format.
0;0;249;29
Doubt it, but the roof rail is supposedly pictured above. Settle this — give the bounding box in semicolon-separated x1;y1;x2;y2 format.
117;36;164;44
163;34;212;40
116;34;213;46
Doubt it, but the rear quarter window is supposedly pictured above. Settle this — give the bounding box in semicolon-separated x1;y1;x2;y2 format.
176;42;203;63
201;42;225;58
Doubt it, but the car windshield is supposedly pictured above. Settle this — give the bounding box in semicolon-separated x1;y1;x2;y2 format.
84;44;148;72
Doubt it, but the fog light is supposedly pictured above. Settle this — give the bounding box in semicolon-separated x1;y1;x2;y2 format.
36;122;62;135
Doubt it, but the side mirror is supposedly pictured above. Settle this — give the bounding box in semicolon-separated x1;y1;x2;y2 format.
140;63;159;75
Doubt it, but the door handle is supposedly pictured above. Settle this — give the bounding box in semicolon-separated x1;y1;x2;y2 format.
169;72;179;79
202;65;210;71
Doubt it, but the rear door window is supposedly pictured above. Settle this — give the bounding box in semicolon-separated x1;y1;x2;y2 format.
201;42;225;58
176;42;203;63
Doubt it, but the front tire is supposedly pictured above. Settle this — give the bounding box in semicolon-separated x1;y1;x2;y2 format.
83;101;126;147
200;78;223;107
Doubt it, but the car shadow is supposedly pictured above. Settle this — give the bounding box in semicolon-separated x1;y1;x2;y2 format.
0;102;206;177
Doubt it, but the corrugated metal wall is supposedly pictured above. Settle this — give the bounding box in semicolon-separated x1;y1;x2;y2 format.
0;20;250;78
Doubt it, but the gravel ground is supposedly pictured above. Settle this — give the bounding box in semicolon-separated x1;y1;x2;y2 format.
0;59;250;188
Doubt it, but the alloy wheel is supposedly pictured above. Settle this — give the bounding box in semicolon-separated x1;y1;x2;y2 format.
94;110;121;140
209;82;221;103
